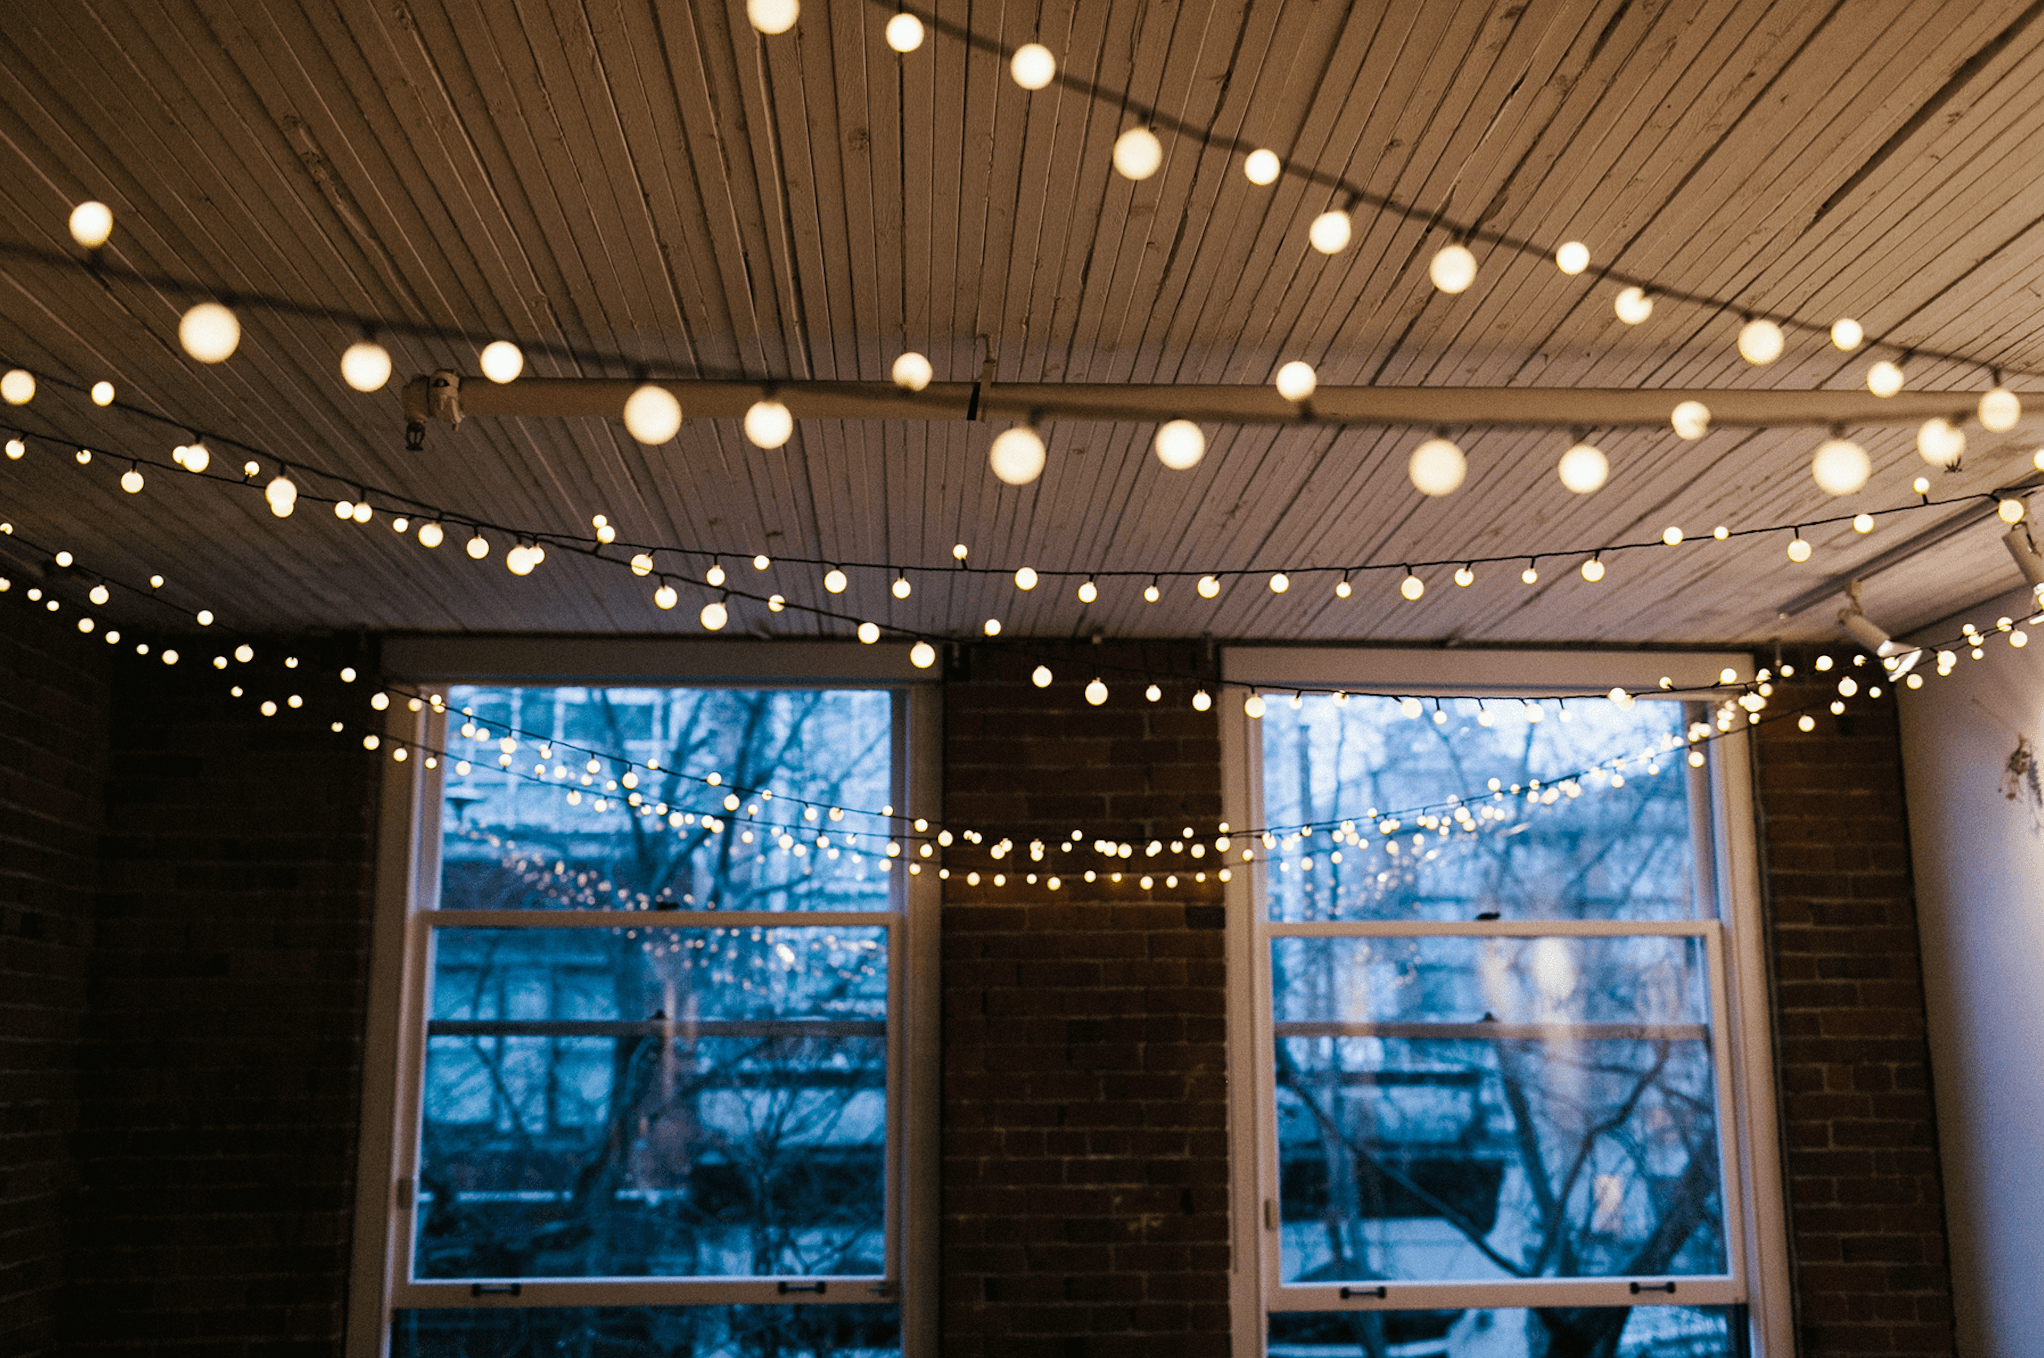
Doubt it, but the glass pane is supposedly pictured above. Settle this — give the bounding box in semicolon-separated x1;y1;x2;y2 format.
440;687;893;912
1272;935;1725;1285
393;1303;901;1357
415;925;888;1281
1258;695;1699;922
1268;1304;1740;1357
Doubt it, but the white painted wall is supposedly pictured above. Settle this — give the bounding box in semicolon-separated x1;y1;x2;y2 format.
1896;584;2044;1358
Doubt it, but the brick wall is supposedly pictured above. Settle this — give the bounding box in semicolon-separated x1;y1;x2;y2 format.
1752;670;1955;1356
0;606;109;1358
940;644;1231;1358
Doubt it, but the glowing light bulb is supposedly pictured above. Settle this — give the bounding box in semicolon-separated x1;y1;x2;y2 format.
352;501;373;524
1853;513;1875;533
466;534;490;560
892;576;912;599
910;641;936;669
1521;565;1539;584
1917;417;1964;467
743;399;794;448
1015;566;1039;590
0;370;32;404
120;468;143;493
623;384;683;443
1112;128;1163;180
1557;442;1608;493
824;568;848;593
418;522;444;548
1811;437;1870;495
1868;360;1904;397
1662;526;1684;545
704;563;725;587
1555;241;1589;274
506;545;536;575
654;584;678;609
7;438;26;459
1077;579;1097;603
341;340;392;392
1581;557;1605;582
89;585;108;605
1831;318;1864;350
1912;476;1930;495
1787;536;1812;562
1399;573;1424;601
1669;400;1711;440
1154;419;1205;469
1614;286;1652;324
857;622;881;644
1244;149;1281;184
1408;437;1466;496
1145;684;1162;702
1429;244;1477;293
1010;42;1056;89
68;201;113;249
265;475;298;517
753;554;770;569
1308;210;1352;254
1144;583;1160;602
747;0;798;33
90;381;114;406
891;351;932;390
1980;387;2021;432
1032;665;1053;688
1713;525;1730;540
884;11;923;50
700;600;729;630
983;618;1001;636
1269;572;1289;593
179;303;240;363
1192;690;1212;711
1244;694;1266;718
988;426;1046;484
1454;565;1474;586
180;440;209;473
1335;578;1353;597
335;499;355;520
1079;678;1107;706
1737;318;1784;364
1274;361;1316;402
1197;575;1220;598
2000;497;2026;524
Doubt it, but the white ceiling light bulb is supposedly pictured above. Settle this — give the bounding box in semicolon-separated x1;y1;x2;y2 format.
1811;437;1870;496
417;521;444;548
1334;578;1352;597
1308;210;1352;254
1614;286;1653;324
479;341;524;383
857;622;881;644
1196;575;1220;598
1144;583;1160;602
506;545;536;576
1269;572;1289;593
705;562;725;586
1917;417;1964;467
1581;557;1606;582
4;438;22;459
335;498;356;520
1014;566;1039;590
654;584;678;610
700;599;729;630
1999;497;2026;524
68;201;113;249
1010;42;1056;89
182;440;210;473
1408;436;1466;496
179;303;240;363
1399;573;1424;601
1853;512;1875;533
264;475;298;518
1831;318;1864;350
121;467;144;493
1429;244;1477;294
630;553;654;576
891;351;933;390
1084;679;1109;706
1868;360;1904;397
353;501;373;524
1274;361;1316;402
1;369;34;404
1556;442;1608;494
1244;149;1281;185
824;567;849;593
743;399;794;448
910;641;937;669
1555;241;1590;275
91;381;115;406
1032;665;1053;688
747;0;798;34
341;340;392;392
884;11;924;51
623;384;683;444
1154;419;1205;470
1192;690;1212;711
1737;318;1784;365
1787;535;1812;563
1077;579;1098;603
1454;565;1475;586
1112;128;1163;180
892;575;912;599
466;533;490;560
1980;386;2021;432
983;618;1001;636
1670;400;1711;440
988;425;1046;484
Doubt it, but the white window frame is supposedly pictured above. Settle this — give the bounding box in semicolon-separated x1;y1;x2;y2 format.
346;640;941;1358
1220;648;1792;1358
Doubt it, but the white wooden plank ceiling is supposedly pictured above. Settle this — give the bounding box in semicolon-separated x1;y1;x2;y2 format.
1;0;2042;648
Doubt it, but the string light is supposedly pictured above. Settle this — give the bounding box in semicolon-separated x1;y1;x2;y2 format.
68;201;112;249
700;599;729;630
0;369;32;404
466;532;490;560
1831;318;1864;350
885;12;925;51
1556;440;1608;494
417;521;444;549
178;303;239;363
1868;360;1904;397
1811;435;1870;496
179;440;209;473
479;341;523;384
1015;567;1039;590
1980;385;2021;432
341;339;393;392
624;384;683;444
892;575;912;599
1153;419;1205;469
824;567;848;593
1399;571;1424;601
1675;401;1710;439
747;0;798;34
1555;241;1589;274
1273;361;1317;402
90;381;115;406
1084;678;1109;706
1197;575;1221;598
1010;42;1056;89
910;641;937;669
1429;244;1477;293
988;425;1046;485
120;465;143;494
1308;209;1352;254
1786;532;1812;563
1077;578;1097;603
743;399;794;449
1614;287;1653;324
1917;418;1964;467
1736;318;1784;365
1244;149;1282;185
1111;128;1164;180
265;475;297;517
1408;436;1466;496
891;351;933;390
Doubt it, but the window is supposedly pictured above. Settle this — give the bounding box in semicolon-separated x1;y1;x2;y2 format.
1223;652;1789;1358
351;655;937;1358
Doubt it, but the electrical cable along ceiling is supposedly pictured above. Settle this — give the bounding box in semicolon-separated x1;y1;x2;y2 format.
3;0;2044;649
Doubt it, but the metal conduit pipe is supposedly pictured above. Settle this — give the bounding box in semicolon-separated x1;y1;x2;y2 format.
402;373;2031;432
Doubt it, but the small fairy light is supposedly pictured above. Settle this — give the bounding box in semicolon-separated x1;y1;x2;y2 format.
1853;513;1875;533
1916;417;1964;467
623;384;683;444
1244;149;1282;184
824;567;849;593
1032;665;1053;688
1662;526;1684;546
988;425;1047;485
1153;419;1205;470
5;438;21;459
1;369;34;404
1143;581;1161;602
1076;578;1098;603
68;200;113;248
1736;317;1784;365
1614;287;1653;324
91;381;115;406
1192;689;1212;711
1999;497;2026;524
910;641;937;669
1274;361;1317;402
884;11;923;50
181;440;210;473
1428;243;1477;293
1335;577;1353;597
1786;532;1812;563
1670;401;1711;440
1556;441;1608;493
1010;42;1056;89
743;399;794;448
747;0;798;33
753;553;770;570
1399;572;1424;601
479;341;524;383
1980;386;2022;432
1812;435;1870;496
1308;209;1352;254
983;618;1001;637
465;532;490;560
1014;566;1039;591
699;600;729;631
265;475;298;517
1555;241;1590;274
341;339;393;392
653;584;678;610
1580;556;1606;582
1084;678;1109;706
1867;359;1904;397
418;521;445;548
1408;436;1466;496
1521;563;1540;585
1831;318;1864;350
1713;525;1730;541
705;562;726;587
1244;694;1266;718
120;466;144;493
1111;127;1164;180
891;351;933;390
857;622;881;644
1454;565;1475;587
179;303;240;363
74;448;91;464
1145;683;1162;702
1269;572;1290;593
1197;574;1221;598
892;575;912;599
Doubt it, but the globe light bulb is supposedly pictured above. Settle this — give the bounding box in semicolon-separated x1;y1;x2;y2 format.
353;501;373;524
1197;575;1220;598
1032;664;1053;688
1555;241;1589;274
1811;437;1870;495
91;381;114;406
1154;418;1205;469
1868;360;1904;397
1581;557;1606;582
1737;318;1784;364
983;618;1002;636
183;441;210;473
891;351;933;390
120;467;143;493
1308;210;1352;254
857;622;881;644
747;0;798;34
1853;513;1875;533
824;568;848;593
1999;497;2026;524
1408;437;1466;496
1912;476;1930;494
68;201;113;249
1145;684;1162;702
705;563;726;586
1;369;33;404
1670;400;1711;440
1556;442;1608;493
1112;127;1163;180
1010;42;1056;89
1831;318;1864;350
479;341;524;383
1274;361;1317;401
1454;566;1475;586
341;340;392;392
753;553;769;569
1713;525;1730;540
1980;387;2021;432
910;641;937;669
622;384;684;444
1244;694;1266;718
265;475;298;517
743;399;794;448
1399;573;1424;601
335;499;356;519
1917;417;1964;467
1144;583;1160;602
179;303;240;363
1192;689;1212;711
892;576;912;599
1335;578;1352;597
506;545;536;575
466;533;490;560
1244;149;1281;185
700;600;729;630
4;438;21;459
1077;579;1098;602
1428;244;1477;293
1786;536;1812;563
1614;286;1653;324
1521;565;1539;584
885;11;923;50
1269;572;1289;593
988;426;1046;484
1662;526;1684;545
1084;679;1109;706
418;521;444;548
1014;566;1038;590
654;584;678;609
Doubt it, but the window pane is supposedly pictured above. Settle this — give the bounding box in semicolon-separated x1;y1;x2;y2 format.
415;925;888;1281
1272;935;1726;1285
393;1303;901;1357
1258;695;1699;922
1268;1304;1740;1357
440;687;894;912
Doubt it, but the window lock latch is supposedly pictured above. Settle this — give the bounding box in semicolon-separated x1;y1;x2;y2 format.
1629;1281;1678;1295
470;1283;522;1297
1340;1285;1388;1300
778;1281;828;1295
